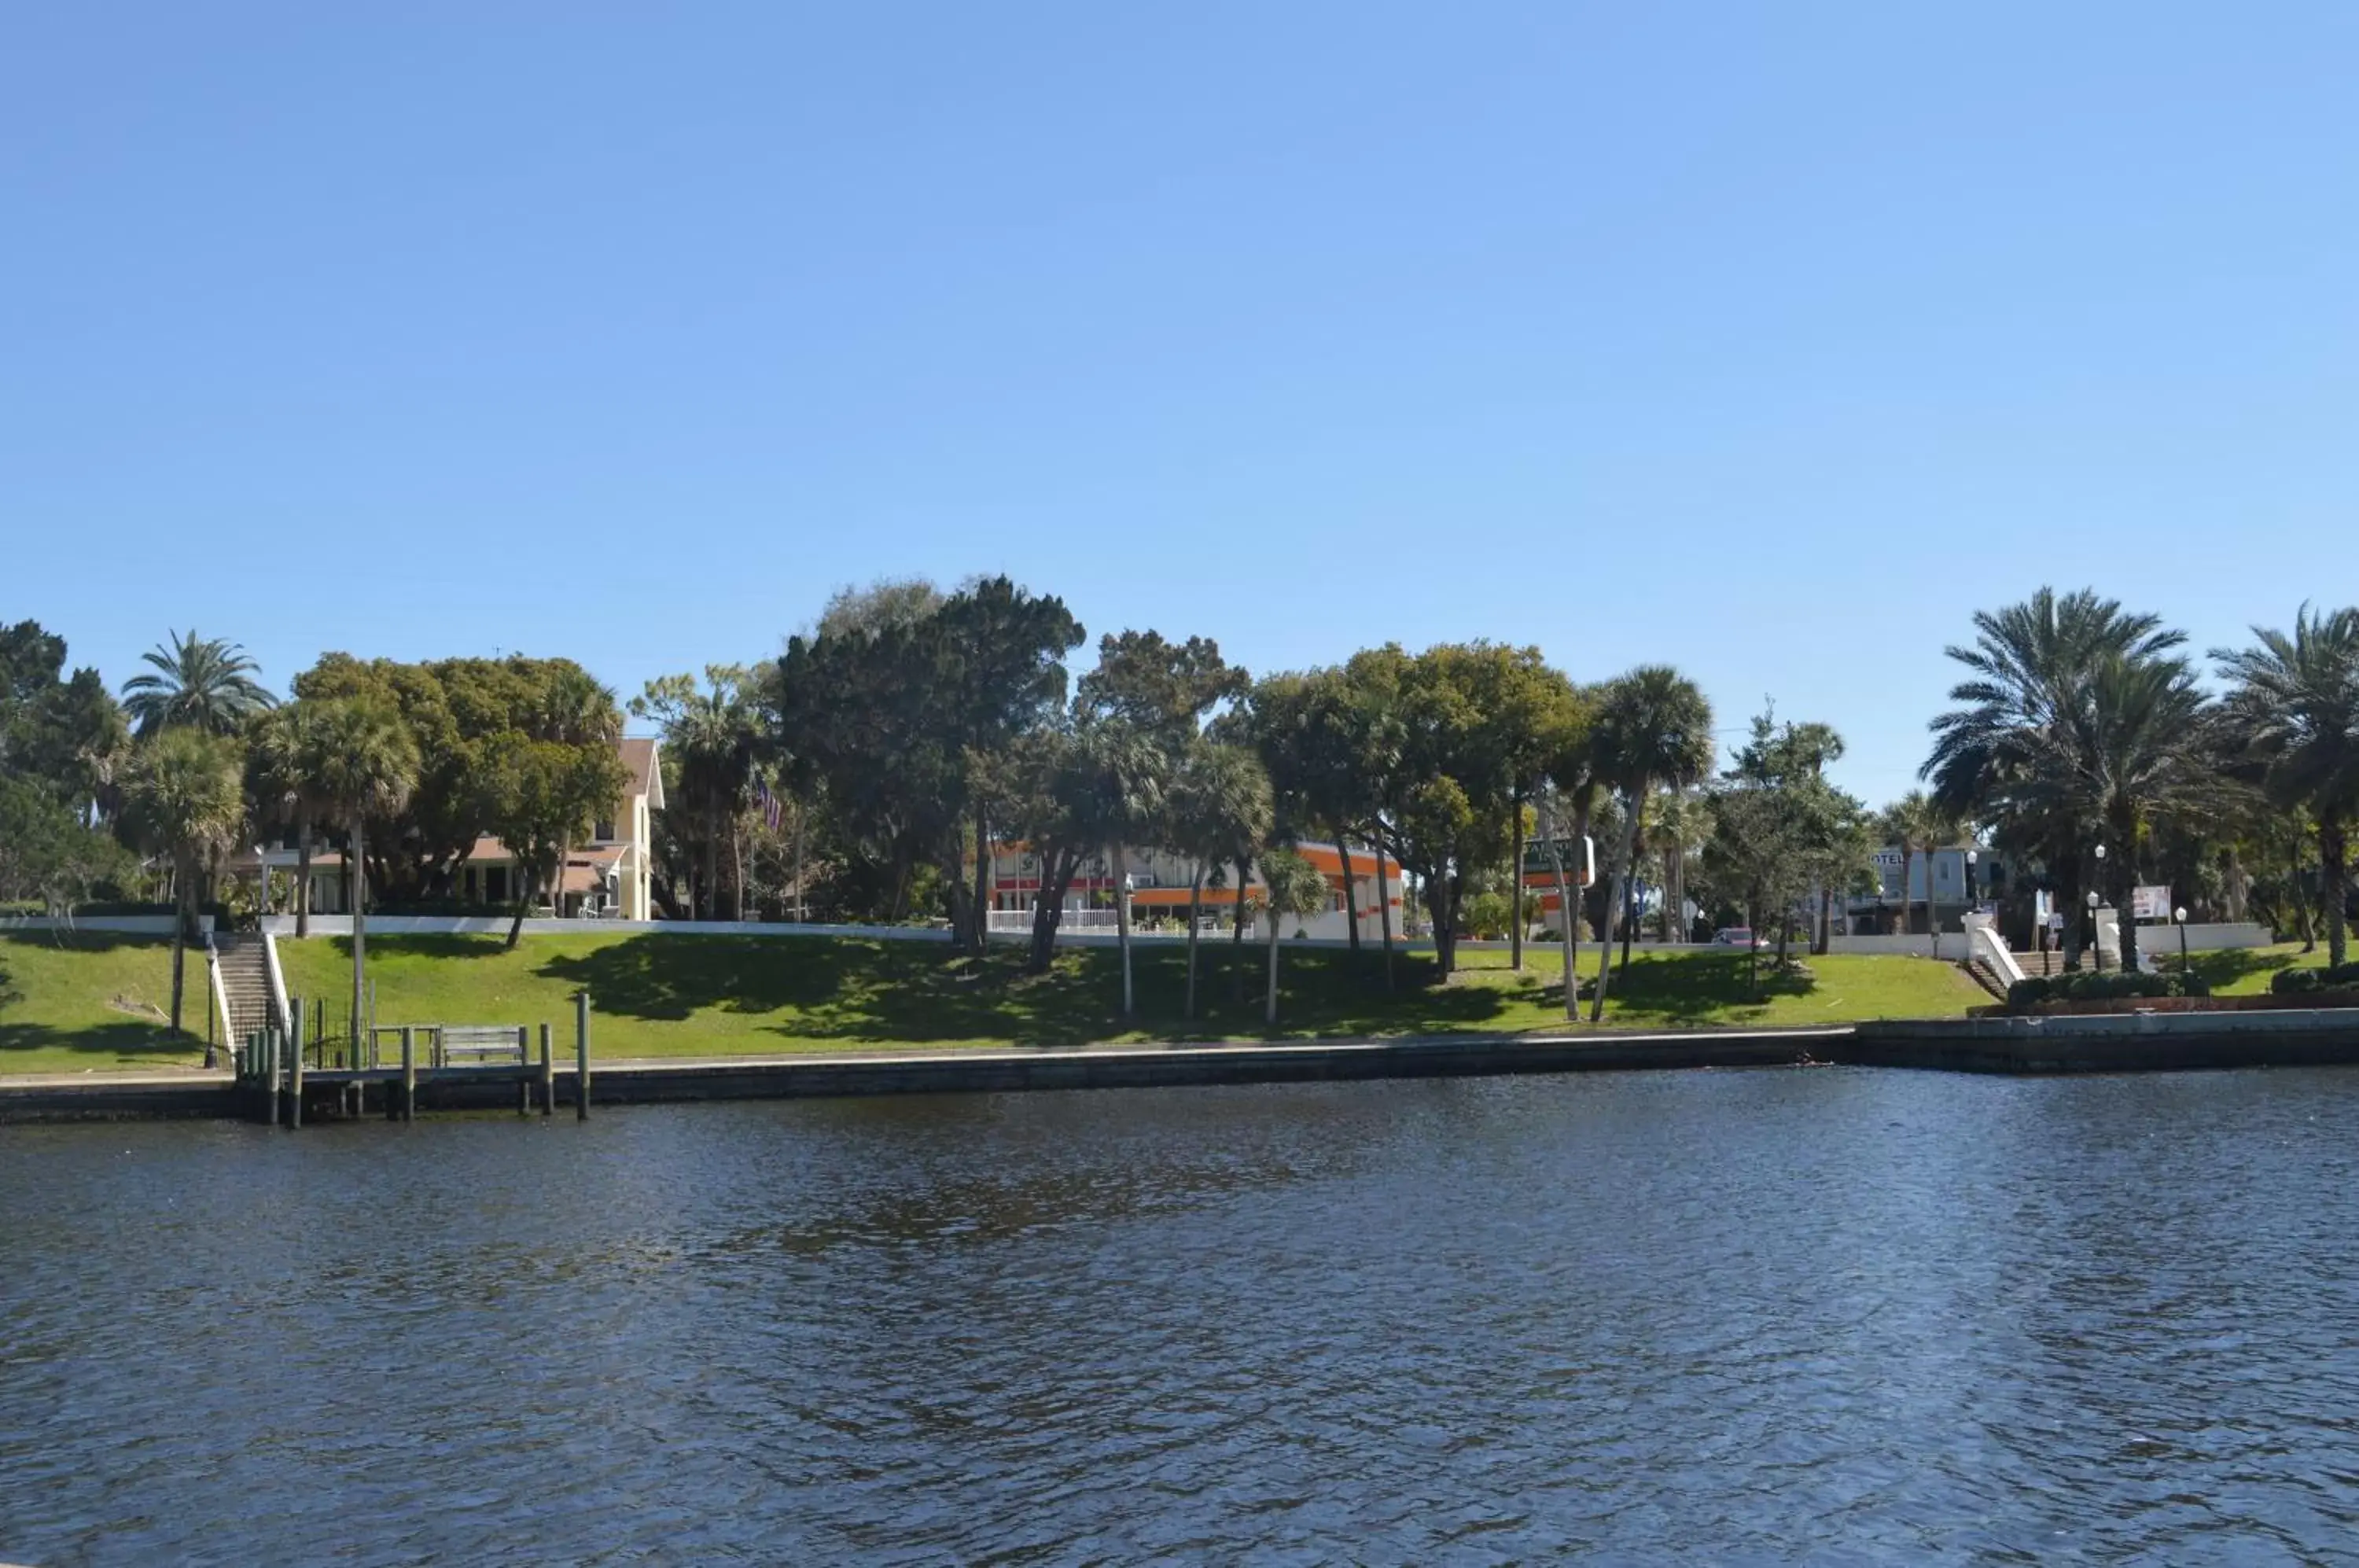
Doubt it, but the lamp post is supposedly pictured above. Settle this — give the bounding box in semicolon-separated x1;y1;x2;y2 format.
2087;889;2103;974
2175;905;2191;976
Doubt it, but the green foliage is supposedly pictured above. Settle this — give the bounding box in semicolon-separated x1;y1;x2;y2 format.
120;628;276;737
2005;970;2213;1010
1459;889;1514;940
2269;963;2359;996
0;771;134;911
777;576;1083;927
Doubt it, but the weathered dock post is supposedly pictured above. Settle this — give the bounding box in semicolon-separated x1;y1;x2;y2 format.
400;1025;417;1123
289;1027;305;1130
539;1022;555;1116
575;989;591;1121
517;1025;532;1115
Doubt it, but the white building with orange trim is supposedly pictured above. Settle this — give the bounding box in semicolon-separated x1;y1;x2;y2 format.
984;839;1407;941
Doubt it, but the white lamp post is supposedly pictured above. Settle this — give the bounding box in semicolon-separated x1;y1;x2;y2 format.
2086;889;2103;973
2175;905;2191;975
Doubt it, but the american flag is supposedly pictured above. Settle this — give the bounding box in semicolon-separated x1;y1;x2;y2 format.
753;778;785;833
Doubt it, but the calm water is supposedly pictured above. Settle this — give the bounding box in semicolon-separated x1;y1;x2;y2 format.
7;1069;2359;1564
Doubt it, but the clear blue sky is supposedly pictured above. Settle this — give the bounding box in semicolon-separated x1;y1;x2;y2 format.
8;2;2354;808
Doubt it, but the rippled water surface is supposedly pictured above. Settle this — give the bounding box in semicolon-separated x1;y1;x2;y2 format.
9;1069;2359;1563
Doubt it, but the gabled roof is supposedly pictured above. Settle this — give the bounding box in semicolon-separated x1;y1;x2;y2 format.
620;737;664;810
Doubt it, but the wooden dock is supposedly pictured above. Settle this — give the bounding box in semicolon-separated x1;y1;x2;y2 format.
232;991;594;1127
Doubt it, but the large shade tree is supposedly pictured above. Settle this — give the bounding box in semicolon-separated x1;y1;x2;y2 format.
121;630;276;738
2214;606;2359;969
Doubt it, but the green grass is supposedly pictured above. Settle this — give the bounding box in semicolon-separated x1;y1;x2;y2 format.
2182;940;2342;996
265;932;1990;1059
0;929;1997;1073
0;933;213;1073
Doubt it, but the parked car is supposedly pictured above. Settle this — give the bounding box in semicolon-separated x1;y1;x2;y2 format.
1711;927;1766;948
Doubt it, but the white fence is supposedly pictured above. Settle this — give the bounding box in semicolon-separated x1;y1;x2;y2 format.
0;914;212;935
260;915;954;942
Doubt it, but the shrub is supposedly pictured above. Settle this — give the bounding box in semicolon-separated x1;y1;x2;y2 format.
2008;970;2210;1011
2271;963;2359;996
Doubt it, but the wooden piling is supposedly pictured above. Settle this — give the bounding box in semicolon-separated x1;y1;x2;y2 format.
400;1025;416;1123
539;1022;554;1116
575;989;591;1120
289;1029;304;1129
518;1025;532;1114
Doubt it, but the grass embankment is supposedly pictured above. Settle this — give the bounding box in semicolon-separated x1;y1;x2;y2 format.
2183;940;2340;996
0;933;208;1073
271;933;1986;1059
0;929;1992;1073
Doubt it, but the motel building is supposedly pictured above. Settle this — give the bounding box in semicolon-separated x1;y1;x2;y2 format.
984;840;1407;942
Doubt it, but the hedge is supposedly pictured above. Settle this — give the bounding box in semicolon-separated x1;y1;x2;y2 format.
2006;970;2211;1012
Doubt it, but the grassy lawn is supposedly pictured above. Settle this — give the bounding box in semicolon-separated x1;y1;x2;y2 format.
0;933;213;1073
2184;940;2340;996
266;932;1989;1059
0;929;1995;1073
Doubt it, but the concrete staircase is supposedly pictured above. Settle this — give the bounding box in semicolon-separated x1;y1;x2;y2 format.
1963;947;2070;1001
212;934;280;1043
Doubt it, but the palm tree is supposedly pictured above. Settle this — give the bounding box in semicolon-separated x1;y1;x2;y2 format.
1647;787;1712;944
1074;718;1169;1019
1165;742;1272;1019
1879;790;1961;946
635;671;756;920
120;630;276;738
248;702;331;937
1258;847;1331;1025
2053;653;2213;975
307;698;419;1046
1925;588;2186;968
1587;668;1713;1021
123;727;245;1053
2214;607;2359;968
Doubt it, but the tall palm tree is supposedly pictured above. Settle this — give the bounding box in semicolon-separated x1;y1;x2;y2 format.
1587;667;1713;1021
307;697;419;1045
1879;790;1960;945
1647;787;1712;943
1165;742;1272;1019
2214;606;2359;968
1925;588;2185;967
247;702;330;937
120;630;276;738
1258;847;1331;1025
123;727;245;1052
1074;718;1169;1020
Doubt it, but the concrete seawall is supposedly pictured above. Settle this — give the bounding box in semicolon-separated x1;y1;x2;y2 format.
7;1010;2359;1123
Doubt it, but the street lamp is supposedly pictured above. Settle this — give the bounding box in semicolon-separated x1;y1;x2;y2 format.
2086;889;2103;974
2175;905;2191;976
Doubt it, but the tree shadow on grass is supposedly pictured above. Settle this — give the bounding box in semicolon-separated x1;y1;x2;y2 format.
535;935;860;1025
307;933;517;963
533;936;1518;1048
2188;946;2306;990
0;1020;201;1066
1593;951;1815;1025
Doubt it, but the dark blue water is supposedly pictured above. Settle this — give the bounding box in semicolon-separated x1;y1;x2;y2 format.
6;1068;2359;1564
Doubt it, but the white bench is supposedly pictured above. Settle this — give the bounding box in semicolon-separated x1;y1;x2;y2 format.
436;1025;528;1068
